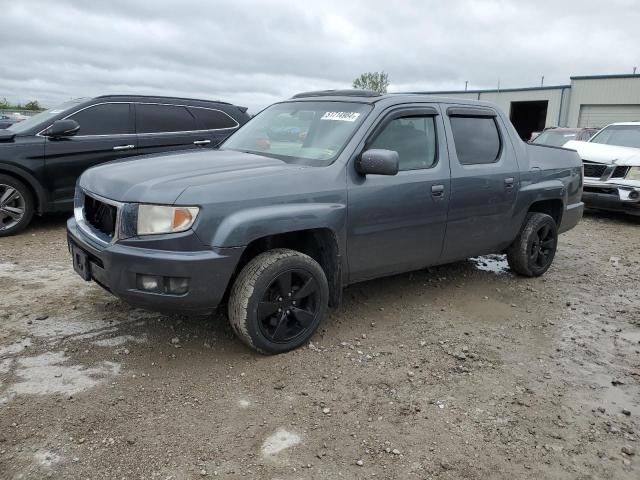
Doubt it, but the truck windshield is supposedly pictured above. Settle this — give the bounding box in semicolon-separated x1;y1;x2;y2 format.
221;101;371;164
589;125;640;148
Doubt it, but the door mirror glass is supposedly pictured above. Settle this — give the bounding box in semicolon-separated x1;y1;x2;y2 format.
357;149;399;176
44;119;80;138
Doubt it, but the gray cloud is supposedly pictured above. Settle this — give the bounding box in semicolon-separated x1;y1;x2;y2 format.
1;0;638;112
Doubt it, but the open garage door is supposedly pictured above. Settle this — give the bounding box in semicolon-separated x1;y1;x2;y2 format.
578;104;640;128
509;100;548;141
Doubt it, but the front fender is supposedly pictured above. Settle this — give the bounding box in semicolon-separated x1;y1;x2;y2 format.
210;203;346;248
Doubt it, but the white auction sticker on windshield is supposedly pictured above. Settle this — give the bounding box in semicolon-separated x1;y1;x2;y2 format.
321;112;361;122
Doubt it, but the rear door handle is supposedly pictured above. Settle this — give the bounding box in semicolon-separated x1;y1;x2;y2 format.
193;139;211;146
504;177;515;190
431;184;445;198
113;144;135;151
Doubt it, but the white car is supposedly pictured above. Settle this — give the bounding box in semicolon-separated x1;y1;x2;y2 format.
564;122;640;216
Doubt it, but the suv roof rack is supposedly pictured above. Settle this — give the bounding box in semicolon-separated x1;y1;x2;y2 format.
94;94;234;106
292;89;382;99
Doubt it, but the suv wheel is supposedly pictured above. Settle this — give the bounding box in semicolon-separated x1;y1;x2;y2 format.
0;174;34;237
228;248;329;354
507;212;558;277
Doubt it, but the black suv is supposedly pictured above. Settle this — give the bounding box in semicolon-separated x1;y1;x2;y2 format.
0;95;250;236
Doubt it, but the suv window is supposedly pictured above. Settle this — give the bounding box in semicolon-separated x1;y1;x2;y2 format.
189;107;238;130
136;104;198;134
68;103;132;136
450;116;501;165
369;116;437;170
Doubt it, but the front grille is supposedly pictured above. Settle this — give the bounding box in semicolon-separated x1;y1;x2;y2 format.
583;161;607;178
611;166;630;178
83;194;117;238
584;186;617;195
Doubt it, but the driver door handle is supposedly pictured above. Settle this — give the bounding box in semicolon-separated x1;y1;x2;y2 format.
193;139;211;146
431;184;445;198
113;144;135;151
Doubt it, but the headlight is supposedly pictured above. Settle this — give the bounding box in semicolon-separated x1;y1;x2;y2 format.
137;205;199;235
626;167;640;181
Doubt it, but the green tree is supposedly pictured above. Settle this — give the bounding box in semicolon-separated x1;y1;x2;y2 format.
352;71;390;94
24;100;41;111
0;98;8;109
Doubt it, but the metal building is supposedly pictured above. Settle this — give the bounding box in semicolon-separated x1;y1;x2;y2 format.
419;73;640;140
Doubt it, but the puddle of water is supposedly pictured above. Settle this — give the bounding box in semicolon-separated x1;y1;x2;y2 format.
0;358;11;374
9;351;120;396
261;428;301;457
30;317;120;341
0;262;19;274
0;338;32;357
470;254;509;274
92;334;148;347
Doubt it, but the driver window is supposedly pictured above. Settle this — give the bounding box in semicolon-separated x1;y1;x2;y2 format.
369;115;437;171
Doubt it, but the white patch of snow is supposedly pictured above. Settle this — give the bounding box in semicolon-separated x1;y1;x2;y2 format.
261;428;301;457
8;351;120;396
33;449;62;467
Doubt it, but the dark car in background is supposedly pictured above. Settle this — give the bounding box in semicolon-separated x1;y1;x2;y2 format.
0;114;16;129
0;95;250;236
530;127;599;147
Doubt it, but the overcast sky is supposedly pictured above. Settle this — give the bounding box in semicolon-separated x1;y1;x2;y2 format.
1;0;638;112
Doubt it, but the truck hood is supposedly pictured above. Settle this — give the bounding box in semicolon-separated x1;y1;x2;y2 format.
564;140;640;167
80;149;305;204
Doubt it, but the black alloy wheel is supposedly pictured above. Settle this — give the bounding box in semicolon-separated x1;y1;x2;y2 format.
257;269;320;343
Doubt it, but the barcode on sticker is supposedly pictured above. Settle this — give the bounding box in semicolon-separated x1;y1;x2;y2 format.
321;112;360;122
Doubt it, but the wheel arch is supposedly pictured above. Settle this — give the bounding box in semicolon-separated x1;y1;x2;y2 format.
0;163;48;214
527;198;564;226
225;228;343;308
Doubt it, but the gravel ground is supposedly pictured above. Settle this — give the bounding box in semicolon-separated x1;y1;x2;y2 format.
0;212;638;479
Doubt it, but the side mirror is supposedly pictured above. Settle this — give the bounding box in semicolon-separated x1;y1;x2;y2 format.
44;119;80;138
356;149;399;176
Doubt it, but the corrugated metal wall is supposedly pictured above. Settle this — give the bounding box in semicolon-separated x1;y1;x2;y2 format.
577;104;640;127
425;76;640;129
567;77;640;127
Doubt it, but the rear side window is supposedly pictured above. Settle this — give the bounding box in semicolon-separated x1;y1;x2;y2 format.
136;104;198;134
68;103;131;136
450;116;501;165
189;107;238;130
369;115;437;171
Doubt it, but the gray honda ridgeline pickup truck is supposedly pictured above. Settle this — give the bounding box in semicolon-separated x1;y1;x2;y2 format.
67;90;583;354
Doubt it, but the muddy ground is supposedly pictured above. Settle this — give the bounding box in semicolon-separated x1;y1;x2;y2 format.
0;212;638;480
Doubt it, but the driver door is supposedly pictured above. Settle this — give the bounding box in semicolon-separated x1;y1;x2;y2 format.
346;105;451;283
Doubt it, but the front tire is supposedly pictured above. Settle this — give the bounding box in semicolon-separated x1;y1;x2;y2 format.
0;174;34;237
507;212;558;277
228;249;329;354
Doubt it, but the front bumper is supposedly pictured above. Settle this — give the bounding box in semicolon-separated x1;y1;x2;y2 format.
67;218;243;313
582;180;640;216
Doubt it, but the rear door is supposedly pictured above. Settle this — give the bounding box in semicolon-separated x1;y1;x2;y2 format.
439;106;521;262
43;102;135;208
135;103;218;155
347;105;451;282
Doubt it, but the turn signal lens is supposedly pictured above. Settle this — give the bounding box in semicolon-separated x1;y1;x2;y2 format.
137;205;199;235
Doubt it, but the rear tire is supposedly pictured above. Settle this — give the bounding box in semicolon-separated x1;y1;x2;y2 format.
507;213;558;277
0;174;34;237
228;248;329;354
